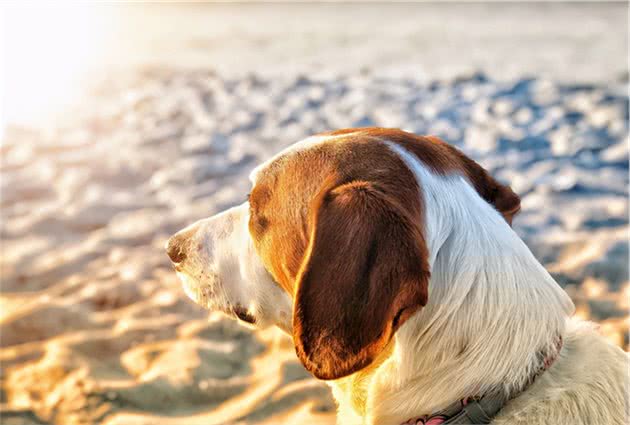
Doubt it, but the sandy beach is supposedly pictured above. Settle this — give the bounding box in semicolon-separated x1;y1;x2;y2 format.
1;3;628;425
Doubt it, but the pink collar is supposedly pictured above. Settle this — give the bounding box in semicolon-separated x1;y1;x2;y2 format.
402;398;472;425
401;336;563;425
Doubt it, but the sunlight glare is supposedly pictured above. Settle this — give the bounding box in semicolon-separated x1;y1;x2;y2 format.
2;4;107;135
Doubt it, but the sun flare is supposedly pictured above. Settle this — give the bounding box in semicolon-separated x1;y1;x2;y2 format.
2;4;108;134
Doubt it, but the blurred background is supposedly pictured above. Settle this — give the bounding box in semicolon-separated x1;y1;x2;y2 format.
1;3;628;425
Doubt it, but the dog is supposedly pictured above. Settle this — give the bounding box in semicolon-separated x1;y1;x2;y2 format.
166;128;627;425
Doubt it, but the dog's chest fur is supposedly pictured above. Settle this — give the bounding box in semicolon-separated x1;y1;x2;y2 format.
328;319;628;425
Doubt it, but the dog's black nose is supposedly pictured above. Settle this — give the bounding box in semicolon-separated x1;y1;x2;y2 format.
166;234;187;263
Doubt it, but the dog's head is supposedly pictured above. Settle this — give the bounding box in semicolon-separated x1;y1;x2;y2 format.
166;128;520;380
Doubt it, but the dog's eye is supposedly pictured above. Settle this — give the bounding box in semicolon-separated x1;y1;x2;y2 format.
253;215;269;232
246;192;251;202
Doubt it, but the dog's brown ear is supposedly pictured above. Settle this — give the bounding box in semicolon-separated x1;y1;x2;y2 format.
425;136;521;225
492;187;520;225
464;160;521;225
292;180;430;380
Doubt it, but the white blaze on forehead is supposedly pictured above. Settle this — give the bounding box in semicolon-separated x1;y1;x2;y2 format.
248;132;360;184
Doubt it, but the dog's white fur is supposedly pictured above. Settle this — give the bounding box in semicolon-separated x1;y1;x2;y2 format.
361;142;628;424
173;205;293;332
172;135;628;425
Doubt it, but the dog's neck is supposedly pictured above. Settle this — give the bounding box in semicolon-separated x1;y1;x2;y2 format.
330;154;575;425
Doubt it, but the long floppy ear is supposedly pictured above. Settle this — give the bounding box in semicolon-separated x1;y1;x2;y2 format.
293;180;430;380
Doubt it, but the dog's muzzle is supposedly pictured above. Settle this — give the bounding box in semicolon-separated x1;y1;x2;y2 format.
166;225;257;325
166;228;194;265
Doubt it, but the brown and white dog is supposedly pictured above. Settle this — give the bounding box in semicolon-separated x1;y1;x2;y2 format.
166;128;627;425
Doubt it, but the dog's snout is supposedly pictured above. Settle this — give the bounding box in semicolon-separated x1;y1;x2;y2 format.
166;233;189;264
167;223;203;265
